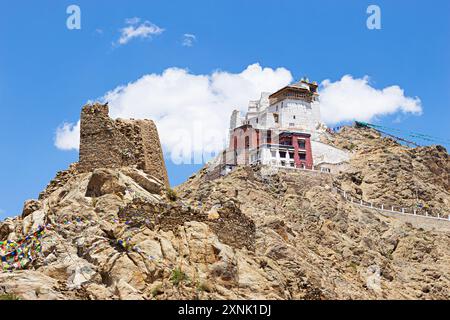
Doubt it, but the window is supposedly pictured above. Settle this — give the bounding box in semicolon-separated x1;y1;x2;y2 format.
289;152;295;159
279;151;286;158
293;115;296;119
267;131;272;143
271;151;276;158
273;114;279;123
299;152;306;160
298;139;306;149
256;118;259;124
289;123;295;127
245;136;250;149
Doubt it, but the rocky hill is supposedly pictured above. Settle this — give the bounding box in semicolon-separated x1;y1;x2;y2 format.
1;125;450;300
322;126;450;217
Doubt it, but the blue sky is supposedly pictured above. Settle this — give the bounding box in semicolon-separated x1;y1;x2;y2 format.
0;0;449;219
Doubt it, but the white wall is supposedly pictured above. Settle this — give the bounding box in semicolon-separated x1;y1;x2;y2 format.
240;98;322;132
279;99;321;132
230;110;243;130
311;141;350;165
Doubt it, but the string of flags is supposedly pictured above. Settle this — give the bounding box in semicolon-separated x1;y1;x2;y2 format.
56;216;89;226
112;211;177;269
55;215;132;227
1;225;45;271
1;207;178;272
116;236;174;269
1;214;108;272
356;121;450;147
327;126;345;133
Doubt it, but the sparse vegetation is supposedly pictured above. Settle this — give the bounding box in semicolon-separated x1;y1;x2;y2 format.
0;293;20;300
197;281;212;293
91;197;98;207
349;262;358;272
346;143;357;151
166;187;178;201
170;267;188;286
151;284;163;297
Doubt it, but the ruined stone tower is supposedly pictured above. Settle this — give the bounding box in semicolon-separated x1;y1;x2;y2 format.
78;102;169;186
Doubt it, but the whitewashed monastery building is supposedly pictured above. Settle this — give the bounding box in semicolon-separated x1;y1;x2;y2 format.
211;78;350;176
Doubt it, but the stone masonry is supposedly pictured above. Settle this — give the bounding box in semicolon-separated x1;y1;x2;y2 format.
78;102;169;186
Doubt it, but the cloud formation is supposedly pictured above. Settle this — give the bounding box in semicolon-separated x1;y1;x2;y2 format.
55;121;80;151
320;75;422;124
117;18;164;45
54;65;423;163
182;34;196;47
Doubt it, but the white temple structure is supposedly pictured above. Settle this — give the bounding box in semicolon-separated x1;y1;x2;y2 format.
211;78;350;176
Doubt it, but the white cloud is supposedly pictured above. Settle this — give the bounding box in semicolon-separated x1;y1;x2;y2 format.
320;75;422;124
54;63;292;161
116;18;164;45
182;33;196;47
125;17;141;25
55;121;80;151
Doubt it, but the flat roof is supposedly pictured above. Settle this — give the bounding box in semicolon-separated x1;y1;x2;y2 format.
279;131;311;137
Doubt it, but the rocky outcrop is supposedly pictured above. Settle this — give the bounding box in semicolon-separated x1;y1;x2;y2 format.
1;126;450;300
39;164;78;200
177;164;450;299
322;126;450;218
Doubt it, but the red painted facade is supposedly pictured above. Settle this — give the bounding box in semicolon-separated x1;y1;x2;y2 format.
229;125;260;165
279;132;313;169
230;125;274;165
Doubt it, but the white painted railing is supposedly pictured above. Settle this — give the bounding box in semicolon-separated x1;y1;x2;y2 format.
333;187;450;223
271;164;332;174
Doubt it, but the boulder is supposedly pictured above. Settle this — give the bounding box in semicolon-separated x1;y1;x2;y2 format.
121;167;163;195
22;199;42;218
85;169;126;197
0;271;66;300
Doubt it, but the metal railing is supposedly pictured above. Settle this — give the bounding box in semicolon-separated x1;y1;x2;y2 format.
333;187;450;222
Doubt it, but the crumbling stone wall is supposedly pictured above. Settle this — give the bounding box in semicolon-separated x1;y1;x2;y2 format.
118;198;256;251
78;103;169;186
